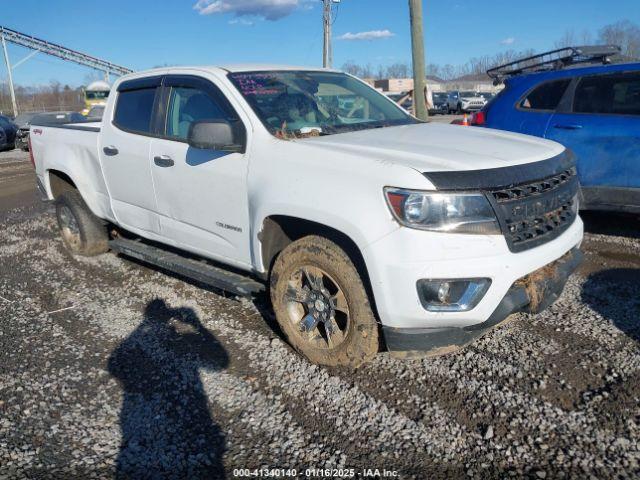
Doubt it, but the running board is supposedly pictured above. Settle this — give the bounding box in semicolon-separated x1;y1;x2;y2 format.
109;237;265;297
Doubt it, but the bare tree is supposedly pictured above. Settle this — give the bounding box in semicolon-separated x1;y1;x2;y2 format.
426;63;441;79
0;81;84;114
580;29;593;45
555;29;576;49
385;62;411;78
360;63;374;79
599;20;640;58
440;64;456;81
340;60;362;77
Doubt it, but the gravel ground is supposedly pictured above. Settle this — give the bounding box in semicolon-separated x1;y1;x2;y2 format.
0;151;639;479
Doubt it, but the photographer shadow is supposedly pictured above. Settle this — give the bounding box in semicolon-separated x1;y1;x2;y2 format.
581;268;640;344
108;298;229;479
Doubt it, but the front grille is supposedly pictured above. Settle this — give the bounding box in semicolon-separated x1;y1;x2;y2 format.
488;167;578;252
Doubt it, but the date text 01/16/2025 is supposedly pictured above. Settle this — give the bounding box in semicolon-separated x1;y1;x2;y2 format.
232;468;399;478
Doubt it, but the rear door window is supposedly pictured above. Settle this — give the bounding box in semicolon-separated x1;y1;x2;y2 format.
114;87;157;134
520;79;571;111
573;72;640;116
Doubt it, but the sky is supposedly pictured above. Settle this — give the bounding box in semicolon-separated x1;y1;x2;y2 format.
1;0;639;87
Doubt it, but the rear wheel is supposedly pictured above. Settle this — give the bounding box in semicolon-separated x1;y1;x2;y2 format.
55;190;109;256
270;236;379;367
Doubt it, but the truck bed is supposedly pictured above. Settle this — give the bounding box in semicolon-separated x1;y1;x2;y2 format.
30;121;113;222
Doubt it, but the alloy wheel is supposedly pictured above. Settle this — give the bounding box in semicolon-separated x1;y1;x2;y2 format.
284;265;350;350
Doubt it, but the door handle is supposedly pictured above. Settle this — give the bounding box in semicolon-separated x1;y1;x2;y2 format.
553;124;583;130
103;145;119;156
153;155;174;167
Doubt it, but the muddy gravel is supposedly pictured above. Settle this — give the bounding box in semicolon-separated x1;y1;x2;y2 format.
0;152;639;479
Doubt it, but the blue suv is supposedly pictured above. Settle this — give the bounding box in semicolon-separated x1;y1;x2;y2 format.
478;46;640;213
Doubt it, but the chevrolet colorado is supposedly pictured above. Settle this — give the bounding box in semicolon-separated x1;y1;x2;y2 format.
30;65;583;366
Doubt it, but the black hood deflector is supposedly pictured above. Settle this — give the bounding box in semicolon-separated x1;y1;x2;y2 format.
423;150;576;191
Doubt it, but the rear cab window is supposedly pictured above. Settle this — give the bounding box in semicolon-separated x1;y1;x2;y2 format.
114;89;157;133
113;76;162;134
519;79;571;111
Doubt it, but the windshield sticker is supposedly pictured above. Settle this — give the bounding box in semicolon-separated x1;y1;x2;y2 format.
233;74;283;96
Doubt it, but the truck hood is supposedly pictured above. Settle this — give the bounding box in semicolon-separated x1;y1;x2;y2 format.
300;123;564;173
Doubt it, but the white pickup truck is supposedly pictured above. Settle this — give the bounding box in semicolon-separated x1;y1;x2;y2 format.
30;65;583;366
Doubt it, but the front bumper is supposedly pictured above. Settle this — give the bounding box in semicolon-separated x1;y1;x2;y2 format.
383;247;582;353
363;214;583;330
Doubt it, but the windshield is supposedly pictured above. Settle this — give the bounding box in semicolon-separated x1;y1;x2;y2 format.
228;71;417;137
433;93;446;101
460;91;479;98
86;90;109;100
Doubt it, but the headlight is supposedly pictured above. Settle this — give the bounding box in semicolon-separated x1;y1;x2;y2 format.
384;188;501;234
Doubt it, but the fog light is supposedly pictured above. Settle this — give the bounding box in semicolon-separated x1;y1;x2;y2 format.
417;278;491;312
437;282;451;303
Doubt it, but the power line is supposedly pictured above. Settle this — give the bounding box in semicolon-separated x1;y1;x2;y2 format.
331;1;340;25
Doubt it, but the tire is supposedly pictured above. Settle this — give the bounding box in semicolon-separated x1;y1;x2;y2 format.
55;190;109;256
270;235;379;367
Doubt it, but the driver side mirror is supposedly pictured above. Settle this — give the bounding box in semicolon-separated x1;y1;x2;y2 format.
187;119;245;153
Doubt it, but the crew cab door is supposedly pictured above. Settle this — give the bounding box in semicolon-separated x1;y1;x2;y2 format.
100;76;162;234
149;74;251;268
546;71;640;197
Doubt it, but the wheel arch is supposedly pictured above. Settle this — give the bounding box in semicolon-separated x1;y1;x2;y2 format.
257;215;376;310
45;168;109;220
48;169;78;199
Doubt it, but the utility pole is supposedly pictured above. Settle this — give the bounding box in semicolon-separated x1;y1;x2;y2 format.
1;32;18;117
408;0;428;120
322;0;333;68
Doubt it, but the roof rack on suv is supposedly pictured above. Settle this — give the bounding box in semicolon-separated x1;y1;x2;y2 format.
486;45;622;84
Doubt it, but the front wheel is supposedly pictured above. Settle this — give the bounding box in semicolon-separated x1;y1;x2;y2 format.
270;236;379;367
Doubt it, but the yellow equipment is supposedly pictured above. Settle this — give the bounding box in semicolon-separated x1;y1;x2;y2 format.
82;80;110;115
